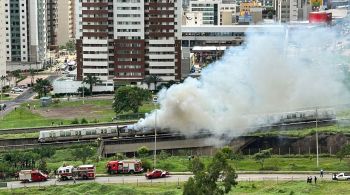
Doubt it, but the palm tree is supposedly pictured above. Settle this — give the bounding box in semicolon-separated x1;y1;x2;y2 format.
143;75;162;90
11;69;21;86
82;74;102;96
33;78;52;98
29;68;36;87
0;76;6;102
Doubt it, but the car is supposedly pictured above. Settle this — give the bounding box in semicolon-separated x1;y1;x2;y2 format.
11;87;24;93
332;173;350;180
145;169;169;179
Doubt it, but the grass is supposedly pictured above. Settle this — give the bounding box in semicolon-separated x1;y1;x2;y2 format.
1;180;350;195
43;147;350;174
0;99;156;130
248;125;350;137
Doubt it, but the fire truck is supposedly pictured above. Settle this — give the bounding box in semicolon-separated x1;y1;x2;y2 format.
106;160;143;174
57;165;96;181
19;170;48;182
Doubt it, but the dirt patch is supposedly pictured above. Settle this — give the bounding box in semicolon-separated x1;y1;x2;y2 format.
32;105;113;120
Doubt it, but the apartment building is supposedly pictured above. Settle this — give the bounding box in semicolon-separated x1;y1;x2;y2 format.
277;0;298;22
75;0;182;89
0;2;5;77
57;0;75;46
185;0;238;25
47;0;58;51
3;0;47;70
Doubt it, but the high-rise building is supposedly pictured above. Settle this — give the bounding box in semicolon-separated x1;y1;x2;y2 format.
0;1;6;77
57;0;75;46
75;0;182;88
47;0;58;51
3;0;47;70
277;0;298;22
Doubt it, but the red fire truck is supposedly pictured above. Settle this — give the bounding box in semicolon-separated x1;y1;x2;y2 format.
19;170;48;182
106;160;143;174
57;165;96;181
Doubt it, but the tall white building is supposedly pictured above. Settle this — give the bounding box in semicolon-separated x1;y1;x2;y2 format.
278;0;298;22
0;1;6;77
3;0;47;70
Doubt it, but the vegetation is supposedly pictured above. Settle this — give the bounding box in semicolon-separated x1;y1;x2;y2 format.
59;40;76;53
113;86;152;114
33;78;52;98
253;148;272;169
137;146;150;158
71;145;95;164
336;144;350;162
2;181;350;195
144;75;162;90
184;150;238;195
82;74;102;96
77;86;91;96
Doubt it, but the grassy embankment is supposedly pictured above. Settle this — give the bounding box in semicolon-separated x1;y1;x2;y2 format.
44;148;350;173
1;181;350;195
0;99;156;139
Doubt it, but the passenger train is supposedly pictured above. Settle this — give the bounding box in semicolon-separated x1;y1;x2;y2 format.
38;108;336;142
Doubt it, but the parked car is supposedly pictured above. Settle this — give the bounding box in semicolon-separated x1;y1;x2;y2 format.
19;170;48;183
332;172;350;180
11;87;24;93
145;169;169;179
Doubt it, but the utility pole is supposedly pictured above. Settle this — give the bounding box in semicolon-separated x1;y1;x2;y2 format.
82;82;85;104
316;107;319;168
153;96;158;169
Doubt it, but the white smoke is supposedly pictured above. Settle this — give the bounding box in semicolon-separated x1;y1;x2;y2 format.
138;22;350;138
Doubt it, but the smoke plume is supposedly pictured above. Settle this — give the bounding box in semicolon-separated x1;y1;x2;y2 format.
137;22;350;138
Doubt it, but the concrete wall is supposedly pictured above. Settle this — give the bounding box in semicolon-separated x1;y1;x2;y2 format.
57;0;71;46
52;79;114;94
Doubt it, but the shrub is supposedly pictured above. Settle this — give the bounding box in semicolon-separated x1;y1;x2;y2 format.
71;118;79;124
142;159;152;172
81;118;88;124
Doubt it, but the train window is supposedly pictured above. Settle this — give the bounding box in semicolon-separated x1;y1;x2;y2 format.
92;130;96;135
60;131;65;137
292;114;296;118
86;130;91;135
111;129;116;133
49;132;54;137
66;131;71;136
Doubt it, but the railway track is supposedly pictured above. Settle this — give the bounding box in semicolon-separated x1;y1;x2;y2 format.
0;121;137;135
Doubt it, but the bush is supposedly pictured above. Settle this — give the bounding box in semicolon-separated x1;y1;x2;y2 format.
71;118;79;124
259;166;280;171
159;150;169;160
142;159;152;172
137;146;150;158
53;99;60;104
114;153;125;160
81;118;88;124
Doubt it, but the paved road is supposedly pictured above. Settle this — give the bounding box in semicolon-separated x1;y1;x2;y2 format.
0;75;60;118
3;174;332;189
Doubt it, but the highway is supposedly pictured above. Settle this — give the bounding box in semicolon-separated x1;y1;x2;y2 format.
3;173;332;189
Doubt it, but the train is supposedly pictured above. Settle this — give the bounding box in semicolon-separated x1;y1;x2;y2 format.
38;125;163;143
38;108;336;142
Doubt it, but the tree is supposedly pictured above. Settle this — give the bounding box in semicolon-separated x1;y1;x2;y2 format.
143;75;162;90
157;80;177;90
253;148;272;169
72;145;95;164
77;86;91;97
137;146;150;158
113;86;152;114
33;147;56;161
29;68;36;86
82;74;102;96
183;151;238;195
11;69;21;85
66;40;76;53
336;144;350;162
33;78;52;98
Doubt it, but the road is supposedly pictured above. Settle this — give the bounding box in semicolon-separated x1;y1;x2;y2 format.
0;75;60;118
3;173;332;189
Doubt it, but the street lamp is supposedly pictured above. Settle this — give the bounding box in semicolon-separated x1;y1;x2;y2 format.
315;107;319;167
153;96;158;169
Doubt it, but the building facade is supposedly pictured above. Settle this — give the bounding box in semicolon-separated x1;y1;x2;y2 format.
3;0;47;70
0;1;5;77
75;0;182;88
47;0;58;51
57;0;75;46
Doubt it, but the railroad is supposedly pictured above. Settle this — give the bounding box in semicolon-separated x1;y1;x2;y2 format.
0;121;137;135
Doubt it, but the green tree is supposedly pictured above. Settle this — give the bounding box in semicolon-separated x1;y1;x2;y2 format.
72;146;95;164
29;68;36;86
144;75;162;90
33;78;52;98
254;148;272;169
113;86;152;114
336;144;350;162
65;40;76;53
77;86;91;97
184;152;238;195
137;146;150;158
33;147;56;161
11;69;21;85
82;74;102;96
